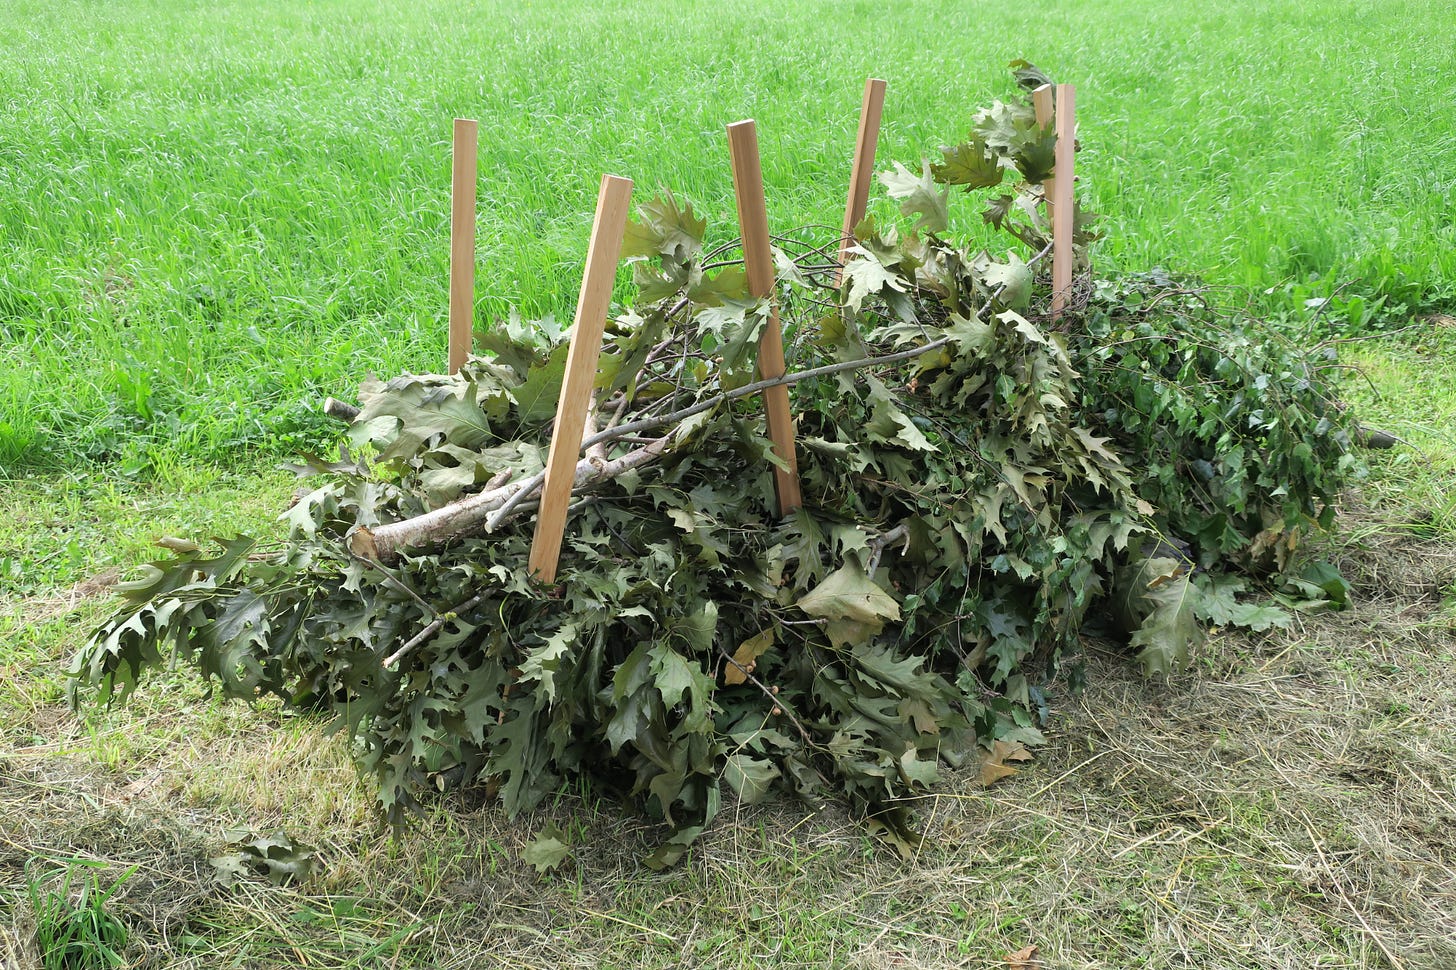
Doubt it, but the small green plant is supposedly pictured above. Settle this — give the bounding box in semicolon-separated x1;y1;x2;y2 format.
25;858;135;970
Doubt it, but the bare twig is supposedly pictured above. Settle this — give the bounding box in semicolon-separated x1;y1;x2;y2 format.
717;647;816;746
866;523;910;575
382;592;489;669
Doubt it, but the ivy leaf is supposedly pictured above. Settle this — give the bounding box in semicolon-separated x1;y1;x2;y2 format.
522;823;573;874
932;140;1004;190
879;161;949;234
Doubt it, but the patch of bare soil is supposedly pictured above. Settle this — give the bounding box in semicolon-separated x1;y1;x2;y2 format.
1;507;1452;969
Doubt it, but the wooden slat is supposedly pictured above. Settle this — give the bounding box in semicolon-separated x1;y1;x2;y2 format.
1031;84;1056;228
726;119;803;517
527;174;634;583
448;119;479;375
837;78;887;282
1051;84;1076;319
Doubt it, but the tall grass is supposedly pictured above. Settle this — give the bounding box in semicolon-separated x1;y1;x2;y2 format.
2;0;1453;471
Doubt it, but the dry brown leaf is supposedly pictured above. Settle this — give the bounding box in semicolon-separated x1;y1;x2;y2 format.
723;628;774;685
979;739;1032;787
1004;943;1042;969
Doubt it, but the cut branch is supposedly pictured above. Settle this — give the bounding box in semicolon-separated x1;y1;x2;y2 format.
324;398;361;423
349;436;672;563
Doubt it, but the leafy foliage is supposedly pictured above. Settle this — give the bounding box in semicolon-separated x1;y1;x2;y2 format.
72;65;1361;862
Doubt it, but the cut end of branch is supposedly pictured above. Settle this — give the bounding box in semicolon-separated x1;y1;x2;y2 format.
348;527;380;562
324;397;361;423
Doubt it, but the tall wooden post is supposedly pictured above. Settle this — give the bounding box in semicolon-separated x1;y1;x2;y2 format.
448;118;479;374
1032;84;1077;320
837;78;887;283
1051;84;1076;319
726;120;803;517
527;175;634;583
1031;84;1055;224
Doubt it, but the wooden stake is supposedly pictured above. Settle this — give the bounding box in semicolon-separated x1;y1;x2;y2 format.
1051;84;1076;319
448;118;479;375
837;78;887;282
527;174;634;583
1031;83;1055;226
726;119;803;517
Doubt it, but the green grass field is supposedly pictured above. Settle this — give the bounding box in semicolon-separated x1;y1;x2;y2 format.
2;0;1453;472
3;1;1455;968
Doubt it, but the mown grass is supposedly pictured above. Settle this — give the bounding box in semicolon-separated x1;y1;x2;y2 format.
2;0;1454;471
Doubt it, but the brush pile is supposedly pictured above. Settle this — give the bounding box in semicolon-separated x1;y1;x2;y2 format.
73;74;1358;865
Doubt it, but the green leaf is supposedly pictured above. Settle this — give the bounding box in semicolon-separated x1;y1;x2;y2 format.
1297;560;1352;609
349;371;510;461
723;754;779;804
931;139;1004;190
475;309;561;379
1009;59;1055;93
1114;556;1204;677
866;396;937;452
981;252;1033;309
508;341;570;424
212;830;316;887
1226;602;1293;632
841;247;908;314
695;297;771;390
523;823;574;874
797;562;901;647
622;192;706;262
982;193;1016;230
971;100;1037;151
1008;123;1058;183
879;161;949;234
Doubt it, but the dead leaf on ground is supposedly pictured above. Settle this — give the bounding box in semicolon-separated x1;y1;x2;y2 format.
1004;943;1043;969
979;739;1033;787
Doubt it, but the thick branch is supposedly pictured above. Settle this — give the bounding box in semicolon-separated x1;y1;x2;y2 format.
324;398;361;423
349;436;671;563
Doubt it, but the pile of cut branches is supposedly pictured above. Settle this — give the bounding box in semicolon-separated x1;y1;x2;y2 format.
73;69;1359;864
